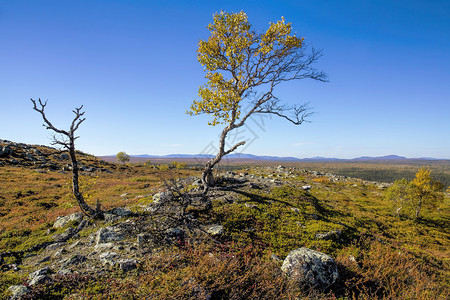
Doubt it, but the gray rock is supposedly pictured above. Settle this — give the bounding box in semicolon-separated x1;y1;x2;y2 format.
206;224;224;236
29;274;52;286
137;233;150;246
53;248;68;258
1;145;13;157
244;203;258;209
118;259;138;272
99;251;120;265
46;242;67;250
63;254;86;267
271;254;283;263
290;207;301;213
94;242;115;250
104;213;121;223
57;268;73;276
25;153;36;160
53;212;84;228
38;256;51;263
52;227;76;242
68;240;82;250
302;185;312;191
152;191;172;205
29;267;51;280
315;230;342;241
165;227;184;238
96;227;125;244
281;247;338;288
8;285;29;299
60;153;70;160
109;207;133;217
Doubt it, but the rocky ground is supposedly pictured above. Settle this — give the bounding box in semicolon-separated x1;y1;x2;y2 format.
2;166;391;299
0;139;113;173
2;141;447;299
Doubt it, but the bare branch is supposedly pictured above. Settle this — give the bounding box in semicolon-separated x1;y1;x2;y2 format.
255;101;314;125
30;98;69;136
224;141;246;156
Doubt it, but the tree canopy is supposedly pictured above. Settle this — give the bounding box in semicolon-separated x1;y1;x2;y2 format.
187;11;326;194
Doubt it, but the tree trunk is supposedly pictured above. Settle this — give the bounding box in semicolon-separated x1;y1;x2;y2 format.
69;144;103;219
396;205;403;217
415;200;422;219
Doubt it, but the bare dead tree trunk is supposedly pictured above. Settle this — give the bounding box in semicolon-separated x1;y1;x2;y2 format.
31;98;103;219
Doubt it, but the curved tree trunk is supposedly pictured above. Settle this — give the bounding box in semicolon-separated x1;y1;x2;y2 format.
69;145;103;219
201;123;245;196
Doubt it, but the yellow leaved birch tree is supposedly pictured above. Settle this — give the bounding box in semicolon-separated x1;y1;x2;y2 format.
188;11;327;195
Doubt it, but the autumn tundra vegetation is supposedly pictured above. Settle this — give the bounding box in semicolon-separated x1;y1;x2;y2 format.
1;11;449;299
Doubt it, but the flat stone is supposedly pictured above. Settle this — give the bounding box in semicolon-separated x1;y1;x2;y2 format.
109;207;133;216
96;227;124;244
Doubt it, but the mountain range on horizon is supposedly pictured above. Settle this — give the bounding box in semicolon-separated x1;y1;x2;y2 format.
100;153;447;162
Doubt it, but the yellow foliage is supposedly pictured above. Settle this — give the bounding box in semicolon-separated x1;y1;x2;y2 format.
187;10;306;126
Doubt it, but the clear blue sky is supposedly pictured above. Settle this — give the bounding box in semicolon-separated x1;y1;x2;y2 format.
1;0;449;159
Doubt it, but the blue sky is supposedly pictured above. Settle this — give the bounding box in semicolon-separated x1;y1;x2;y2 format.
1;0;449;158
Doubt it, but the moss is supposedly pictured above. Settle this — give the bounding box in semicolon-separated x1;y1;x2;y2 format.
0;271;26;299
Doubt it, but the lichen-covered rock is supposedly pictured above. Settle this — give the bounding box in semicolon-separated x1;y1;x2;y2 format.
99;251;120;266
53;212;84;228
109;207;133;217
29;267;51;280
206;224;224;236
315;230;342;241
152;191;172;205
281;247;338;288
8;285;29;299
63;254;86;267
117;259;138;272
96;227;125;244
29;274;52;286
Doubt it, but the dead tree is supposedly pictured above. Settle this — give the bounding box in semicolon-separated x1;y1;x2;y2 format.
31;98;103;219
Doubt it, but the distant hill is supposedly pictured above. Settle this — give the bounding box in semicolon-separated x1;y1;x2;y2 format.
98;153;446;163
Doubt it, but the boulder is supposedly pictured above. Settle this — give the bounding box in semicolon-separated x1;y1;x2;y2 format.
29;267;51;280
99;251;120;266
53;212;84;228
117;259;138;272
1;145;13;157
281;247;338;288
206;224;224;236
165;227;184;238
96;227;125;244
109;207;133;217
60;153;70;160
152;191;172;205
315;230;342;241
29;275;52;286
63;254;86;267
8;285;29;299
